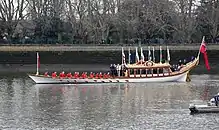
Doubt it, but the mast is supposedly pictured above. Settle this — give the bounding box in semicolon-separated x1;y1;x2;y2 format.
197;36;205;59
160;46;162;63
135;47;139;63
152;46;155;62
167;46;170;63
148;46;151;61
122;47;125;65
140;47;144;62
36;52;40;75
128;48;131;64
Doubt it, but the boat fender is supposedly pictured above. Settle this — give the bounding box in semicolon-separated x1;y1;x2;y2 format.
145;61;153;66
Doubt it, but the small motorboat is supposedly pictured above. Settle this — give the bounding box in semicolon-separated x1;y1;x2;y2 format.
189;95;219;114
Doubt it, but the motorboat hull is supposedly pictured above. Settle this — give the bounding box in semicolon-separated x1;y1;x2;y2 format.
189;104;219;113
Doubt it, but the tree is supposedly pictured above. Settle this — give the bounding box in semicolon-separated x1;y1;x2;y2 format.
196;0;219;42
0;0;28;42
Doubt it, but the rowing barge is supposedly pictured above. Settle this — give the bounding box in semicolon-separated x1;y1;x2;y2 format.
29;37;209;84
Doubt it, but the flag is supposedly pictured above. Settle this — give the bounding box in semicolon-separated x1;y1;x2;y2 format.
37;52;40;68
167;46;170;62
122;47;126;65
200;37;210;70
140;47;145;61
152;46;155;62
128;48;131;64
135;47;139;63
160;46;162;63
148;46;152;61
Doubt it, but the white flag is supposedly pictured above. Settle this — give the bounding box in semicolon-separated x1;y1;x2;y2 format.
167;46;170;62
122;47;126;64
160;46;162;63
135;47;139;63
152;46;155;62
148;46;152;61
128;48;131;64
140;47;144;61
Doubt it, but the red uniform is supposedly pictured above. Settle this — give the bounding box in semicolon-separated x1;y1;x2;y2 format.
52;72;57;78
59;72;65;79
44;72;49;77
99;73;102;79
74;72;80;78
67;73;73;78
74;72;77;78
81;72;85;79
103;73;107;79
89;73;94;78
107;73;111;78
84;73;87;78
95;73;99;79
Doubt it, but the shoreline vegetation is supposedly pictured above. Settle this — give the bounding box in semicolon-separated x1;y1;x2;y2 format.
0;44;218;51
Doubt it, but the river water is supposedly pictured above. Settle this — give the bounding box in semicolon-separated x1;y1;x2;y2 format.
0;75;219;129
0;50;219;129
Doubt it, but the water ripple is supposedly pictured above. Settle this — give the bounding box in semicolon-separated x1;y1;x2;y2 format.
0;75;219;129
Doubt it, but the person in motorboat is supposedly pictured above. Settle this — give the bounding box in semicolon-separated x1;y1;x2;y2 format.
208;93;219;106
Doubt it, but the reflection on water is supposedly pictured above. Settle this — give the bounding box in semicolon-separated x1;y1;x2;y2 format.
0;75;219;129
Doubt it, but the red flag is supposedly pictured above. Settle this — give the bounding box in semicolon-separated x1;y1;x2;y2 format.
200;39;210;70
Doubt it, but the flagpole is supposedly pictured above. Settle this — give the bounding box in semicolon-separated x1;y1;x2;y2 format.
152;46;155;62
122;47;123;65
135;47;139;63
197;36;205;59
160;46;162;63
140;47;144;62
148;46;151;61
167;46;170;63
36;52;39;75
128;48;131;64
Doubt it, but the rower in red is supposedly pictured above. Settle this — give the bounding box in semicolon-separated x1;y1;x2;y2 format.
89;72;94;78
84;72;87;78
44;72;49;77
103;73;107;79
59;71;65;79
95;73;99;79
107;72;111;78
52;72;57;78
74;72;79;78
67;72;73;78
99;72;102;79
81;72;86;79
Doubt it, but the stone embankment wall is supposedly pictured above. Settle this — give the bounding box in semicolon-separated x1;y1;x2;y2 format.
0;44;218;51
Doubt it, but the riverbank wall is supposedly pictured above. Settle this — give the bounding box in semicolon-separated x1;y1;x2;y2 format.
0;44;219;51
